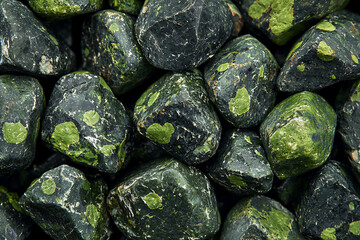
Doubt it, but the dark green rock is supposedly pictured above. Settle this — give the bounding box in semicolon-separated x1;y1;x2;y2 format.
107;158;220;239
19;164;111;240
278;10;360;92
0;186;32;240
0;0;75;76
28;0;103;19
221;195;304;240
135;0;235;70
41;72;132;174
206;129;273;195
82;10;153;95
260;91;337;179
204;34;278;128
133;71;221;165
109;0;144;15
0;75;45;175
296;160;360;239
223;0;243;38
238;0;349;45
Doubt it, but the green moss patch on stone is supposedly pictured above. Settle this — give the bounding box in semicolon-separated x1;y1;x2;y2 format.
83;110;100;126
217;62;231;72
146;123;175;144
193;134;214;154
229;87;251;116
0;186;23;213
118;136;126;163
100;144;116;157
228;175;247;187
316;22;336;32
349;220;360;235
147;92;160;107
2;122;28;144
297;64;305;72
51;122;79;151
41;179;56;195
351;54;359;64
317;41;336;61
142;192;163;210
286;41;303;60
320;227;337;240
86;204;101;228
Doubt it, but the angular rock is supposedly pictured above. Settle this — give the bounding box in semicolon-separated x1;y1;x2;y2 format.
204;34;278;128
260;91;337;179
41;72;132;174
109;0;144;15
133;71;221;165
278;10;360;92
135;0;235;70
19;164;111;240
0;75;45;175
296;160;360;239
0;0;75;76
0;186;32;240
221;195;304;240
206;129;273;195
238;0;349;45
82;10;153;95
28;0;103;19
107;158;220;239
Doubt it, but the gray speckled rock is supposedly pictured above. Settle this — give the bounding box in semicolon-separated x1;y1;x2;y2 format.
133;71;221;165
278;10;360;92
19;164;111;240
0;0;75;76
135;0;235;70
204;34;278;128
0;75;45;175
82;10;154;95
41;72;132;174
107;158;220;239
206;129;273;195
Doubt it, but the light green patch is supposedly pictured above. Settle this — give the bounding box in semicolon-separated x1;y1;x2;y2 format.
0;186;23;213
193;134;214;154
142;192;163;210
41;179;56;195
83;111;100;126
349;202;355;211
157;6;161;10
29;178;39;189
146;123;175;144
51;122;79;151
178;145;181;149
244;136;252;144
147;92;160;107
100;144;116;157
99;77;112;92
317;41;336;61
255;149;264;157
259;65;265;77
86;204;101;228
352;54;359;64
351;90;360;103
84;48;90;57
118;136;126;163
2;122;27;144
217;62;230;72
135;87;152;106
82;179;91;191
229;87;251;116
73;70;91;74
316;22;336;31
228;175;247;187
109;23;119;32
49;35;59;45
349;220;360;235
297;64;305;72
321;228;336;240
286;41;303;60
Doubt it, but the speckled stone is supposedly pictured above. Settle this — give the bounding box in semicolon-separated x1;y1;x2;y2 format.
296;160;360;239
82;10;154;95
0;186;32;240
19;164;111;240
0;75;45;175
278;10;360;92
260;91;337;179
0;0;75;76
206;129;273;195
107;158;220;239
109;0;144;15
237;0;349;45
133;71;221;165
135;0;235;70
41;72;132;174
221;195;304;240
204;34;278;128
28;0;104;19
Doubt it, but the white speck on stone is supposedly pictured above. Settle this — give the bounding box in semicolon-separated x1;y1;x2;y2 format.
39;55;53;74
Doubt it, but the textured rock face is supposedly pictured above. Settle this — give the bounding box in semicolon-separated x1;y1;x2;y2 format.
0;75;45;175
204;34;278;128
41;72;132;174
135;0;235;70
133;71;221;165
0;0;75;76
107;158;220;239
19;165;111;240
109;0;144;15
260;91;337;179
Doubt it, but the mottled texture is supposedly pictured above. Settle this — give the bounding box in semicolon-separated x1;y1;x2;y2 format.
204;34;278;128
260;91;337;179
296;160;360;239
206;129;273;195
278;11;360;92
238;0;349;45
82;10;153;95
0;0;75;76
0;75;45;175
107;158;220;239
109;0;144;15
221;195;304;240
135;0;234;70
41;72;132;174
19;165;111;240
133;71;221;165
